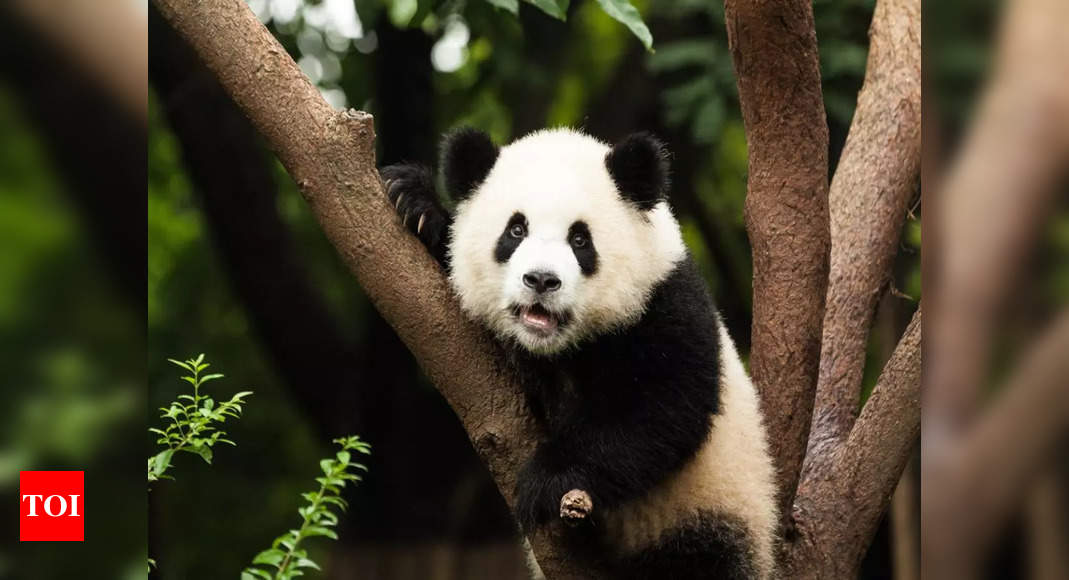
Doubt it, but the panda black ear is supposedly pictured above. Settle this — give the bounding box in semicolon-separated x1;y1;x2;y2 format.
440;127;499;202
605;132;671;211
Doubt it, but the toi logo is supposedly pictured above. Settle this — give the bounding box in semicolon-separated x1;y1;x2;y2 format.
20;471;84;541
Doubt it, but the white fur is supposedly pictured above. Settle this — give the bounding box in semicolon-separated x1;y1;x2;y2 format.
600;319;779;579
448;128;687;354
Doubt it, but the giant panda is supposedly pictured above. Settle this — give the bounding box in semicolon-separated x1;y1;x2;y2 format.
381;127;778;579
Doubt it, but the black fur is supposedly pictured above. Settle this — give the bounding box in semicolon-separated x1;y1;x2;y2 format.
509;257;721;530
495;212;527;263
380;163;451;265
605;132;671;211
441;127;498;202
568;221;598;275
614;513;756;580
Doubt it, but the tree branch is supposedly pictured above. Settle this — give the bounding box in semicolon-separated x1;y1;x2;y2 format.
723;0;831;525
148;7;364;435
790;307;921;577
807;0;921;463
152;0;596;576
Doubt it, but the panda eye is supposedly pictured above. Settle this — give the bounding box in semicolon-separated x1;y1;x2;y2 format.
571;233;588;248
509;223;527;238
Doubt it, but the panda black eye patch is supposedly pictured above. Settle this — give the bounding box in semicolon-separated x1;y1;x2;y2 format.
495;212;527;263
569;221;598;276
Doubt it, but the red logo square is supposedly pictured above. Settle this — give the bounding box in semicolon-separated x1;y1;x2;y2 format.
19;471;84;541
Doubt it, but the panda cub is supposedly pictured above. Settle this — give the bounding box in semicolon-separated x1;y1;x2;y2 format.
382;128;777;579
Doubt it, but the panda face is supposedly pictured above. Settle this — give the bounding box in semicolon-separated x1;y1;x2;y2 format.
447;129;687;355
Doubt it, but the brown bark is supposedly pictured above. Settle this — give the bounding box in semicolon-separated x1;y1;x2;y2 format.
723;0;831;526
152;0;592;576
891;458;919;580
788;308;921;577
806;0;921;464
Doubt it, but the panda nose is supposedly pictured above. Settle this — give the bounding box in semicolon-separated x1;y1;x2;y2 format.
523;271;562;294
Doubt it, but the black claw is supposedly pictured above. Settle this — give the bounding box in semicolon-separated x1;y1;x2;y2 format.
379;163;452;266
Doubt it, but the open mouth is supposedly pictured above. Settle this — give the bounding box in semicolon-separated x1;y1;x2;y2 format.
512;303;569;336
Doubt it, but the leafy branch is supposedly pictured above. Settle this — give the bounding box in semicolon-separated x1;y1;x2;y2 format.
242;436;371;580
485;0;654;51
147;353;253;484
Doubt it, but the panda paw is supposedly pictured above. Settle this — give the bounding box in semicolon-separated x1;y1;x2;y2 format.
515;463;592;533
380;163;449;263
560;489;593;527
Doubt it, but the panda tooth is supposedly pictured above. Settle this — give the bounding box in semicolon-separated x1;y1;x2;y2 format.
417;213;426;234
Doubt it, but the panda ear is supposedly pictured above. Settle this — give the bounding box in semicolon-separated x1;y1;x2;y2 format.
440;127;499;202
605;132;671;211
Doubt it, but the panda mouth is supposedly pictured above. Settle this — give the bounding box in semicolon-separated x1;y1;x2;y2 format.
513;303;568;336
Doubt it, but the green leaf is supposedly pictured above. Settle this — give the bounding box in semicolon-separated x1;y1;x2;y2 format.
200;373;224;384
320;459;334;475
336;450;351;465
593;0;653;51
304;526;338;539
243;568;273;580
167;358;193;371
252;548;287;566
296;558;321;570
523;0;568;20
150;449;174;477
189;445;213;464
484;0;519;13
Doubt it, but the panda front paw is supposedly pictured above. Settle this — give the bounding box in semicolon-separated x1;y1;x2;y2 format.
515;462;592;533
380;163;450;263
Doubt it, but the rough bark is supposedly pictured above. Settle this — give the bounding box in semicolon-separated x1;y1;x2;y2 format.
806;0;921;464
789;308;921;577
723;0;831;527
152;0;593;576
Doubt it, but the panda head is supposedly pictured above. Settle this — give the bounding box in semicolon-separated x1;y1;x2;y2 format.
445;128;687;356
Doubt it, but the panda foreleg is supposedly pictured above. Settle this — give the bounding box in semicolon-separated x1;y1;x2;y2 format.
514;443;595;533
380;163;452;266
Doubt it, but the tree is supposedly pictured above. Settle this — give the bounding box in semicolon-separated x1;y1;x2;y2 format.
151;0;921;576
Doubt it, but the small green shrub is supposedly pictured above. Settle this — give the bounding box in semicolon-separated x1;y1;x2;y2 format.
242;436;372;580
148;353;253;483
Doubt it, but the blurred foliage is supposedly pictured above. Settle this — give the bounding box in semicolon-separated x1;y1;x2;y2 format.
0;86;143;577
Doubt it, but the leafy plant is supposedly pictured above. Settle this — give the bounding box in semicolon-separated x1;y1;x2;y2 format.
242;436;372;580
478;0;653;50
147;354;253;483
